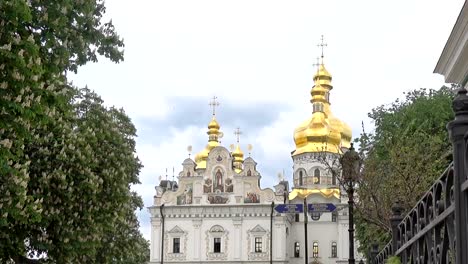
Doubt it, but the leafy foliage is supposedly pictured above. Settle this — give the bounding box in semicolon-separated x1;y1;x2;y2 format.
1;0;148;263
355;86;455;255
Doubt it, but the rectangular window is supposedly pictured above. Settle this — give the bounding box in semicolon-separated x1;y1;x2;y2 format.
295;213;300;222
255;237;262;252
214;238;221;253
173;238;180;253
313;242;319;258
294;242;300;258
332;211;337;222
331;242;337;258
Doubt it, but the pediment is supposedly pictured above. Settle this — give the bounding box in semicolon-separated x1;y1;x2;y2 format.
250;224;266;233
168;225;185;234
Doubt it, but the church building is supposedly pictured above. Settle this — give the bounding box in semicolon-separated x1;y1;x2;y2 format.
148;54;361;263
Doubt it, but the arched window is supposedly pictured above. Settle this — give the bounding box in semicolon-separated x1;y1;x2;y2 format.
332;173;337;185
299;171;303;185
312;242;319;258
247;169;252;176
314;169;320;184
294;242;300;258
187;171;191;177
331;242;337;258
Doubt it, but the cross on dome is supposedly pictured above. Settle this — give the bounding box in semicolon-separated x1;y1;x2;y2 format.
317;35;327;63
209;96;220;116
313;57;321;71
234;127;242;143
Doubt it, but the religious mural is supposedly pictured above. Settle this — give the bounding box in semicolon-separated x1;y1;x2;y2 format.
203;178;212;193
213;169;224;192
177;184;193;205
225;178;233;193
244;192;260;203
207;195;229;204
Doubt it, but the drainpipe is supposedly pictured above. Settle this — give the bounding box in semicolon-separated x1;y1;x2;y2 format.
270;201;274;264
160;204;165;264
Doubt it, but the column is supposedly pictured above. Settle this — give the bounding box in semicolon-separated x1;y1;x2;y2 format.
193;219;202;260
233;218;242;260
151;219;161;262
274;222;285;260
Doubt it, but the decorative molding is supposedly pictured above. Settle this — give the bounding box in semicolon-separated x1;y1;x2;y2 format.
164;226;188;261
246;225;270;261
205;225;229;260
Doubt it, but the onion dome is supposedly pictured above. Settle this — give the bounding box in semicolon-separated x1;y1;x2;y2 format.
194;116;221;169
232;144;244;173
232;127;244;173
292;62;352;156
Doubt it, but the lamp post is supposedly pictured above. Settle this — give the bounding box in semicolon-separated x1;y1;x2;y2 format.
341;143;361;264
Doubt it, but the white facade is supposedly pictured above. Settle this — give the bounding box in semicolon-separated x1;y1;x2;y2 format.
148;56;362;263
148;145;362;264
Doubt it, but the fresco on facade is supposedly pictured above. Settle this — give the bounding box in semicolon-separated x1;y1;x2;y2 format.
207;195;229;204
203;178;212;193
213;169;224;192
244;192;260;203
225;178;233;193
177;184;193;205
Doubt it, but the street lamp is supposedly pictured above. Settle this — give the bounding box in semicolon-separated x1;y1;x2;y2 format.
341;143;361;264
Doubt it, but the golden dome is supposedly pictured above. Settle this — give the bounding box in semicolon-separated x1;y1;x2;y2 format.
195;116;221;169
292;63;352;156
232;144;244;173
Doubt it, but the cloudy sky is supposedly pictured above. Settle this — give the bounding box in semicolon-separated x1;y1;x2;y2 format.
69;0;465;240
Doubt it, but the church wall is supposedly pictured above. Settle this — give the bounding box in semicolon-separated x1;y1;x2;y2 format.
148;205;289;264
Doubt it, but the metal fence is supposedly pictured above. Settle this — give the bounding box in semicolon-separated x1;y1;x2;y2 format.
371;88;468;264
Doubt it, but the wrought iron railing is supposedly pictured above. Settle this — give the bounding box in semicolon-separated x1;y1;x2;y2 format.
371;88;468;264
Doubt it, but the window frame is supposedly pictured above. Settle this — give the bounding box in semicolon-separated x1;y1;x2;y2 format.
172;237;180;253
331;242;337;258
332;211;337;222
294;242;300;258
254;237;262;253
213;237;222;253
312;241;319;258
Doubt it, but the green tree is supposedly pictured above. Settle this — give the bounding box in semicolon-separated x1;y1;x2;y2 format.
1;0;148;262
355;86;455;255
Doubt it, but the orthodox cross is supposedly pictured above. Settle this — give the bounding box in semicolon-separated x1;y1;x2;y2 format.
234;127;242;143
317;35;327;62
312;57;321;71
209;96;220;116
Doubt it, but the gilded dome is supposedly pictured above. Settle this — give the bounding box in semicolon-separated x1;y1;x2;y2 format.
232;144;244;173
292;63;352;156
194;116;221;169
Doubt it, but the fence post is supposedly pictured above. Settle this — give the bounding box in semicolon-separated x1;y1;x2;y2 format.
390;200;404;256
370;243;379;264
447;87;468;264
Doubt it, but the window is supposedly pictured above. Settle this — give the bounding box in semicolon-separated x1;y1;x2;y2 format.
299;171;303;185
295;213;300;222
214;238;221;253
311;212;321;221
255;237;262;252
294;242;300;257
314;169;320;184
173;238;180;253
312;242;319;258
332;211;337;222
331;242;337;258
332;173;337;185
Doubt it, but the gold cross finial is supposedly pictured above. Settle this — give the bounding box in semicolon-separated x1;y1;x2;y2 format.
208;96;220;116
312;57;321;71
234;127;242;143
317;35;327;63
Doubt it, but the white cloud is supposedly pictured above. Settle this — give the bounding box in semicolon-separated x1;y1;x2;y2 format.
69;0;465;243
